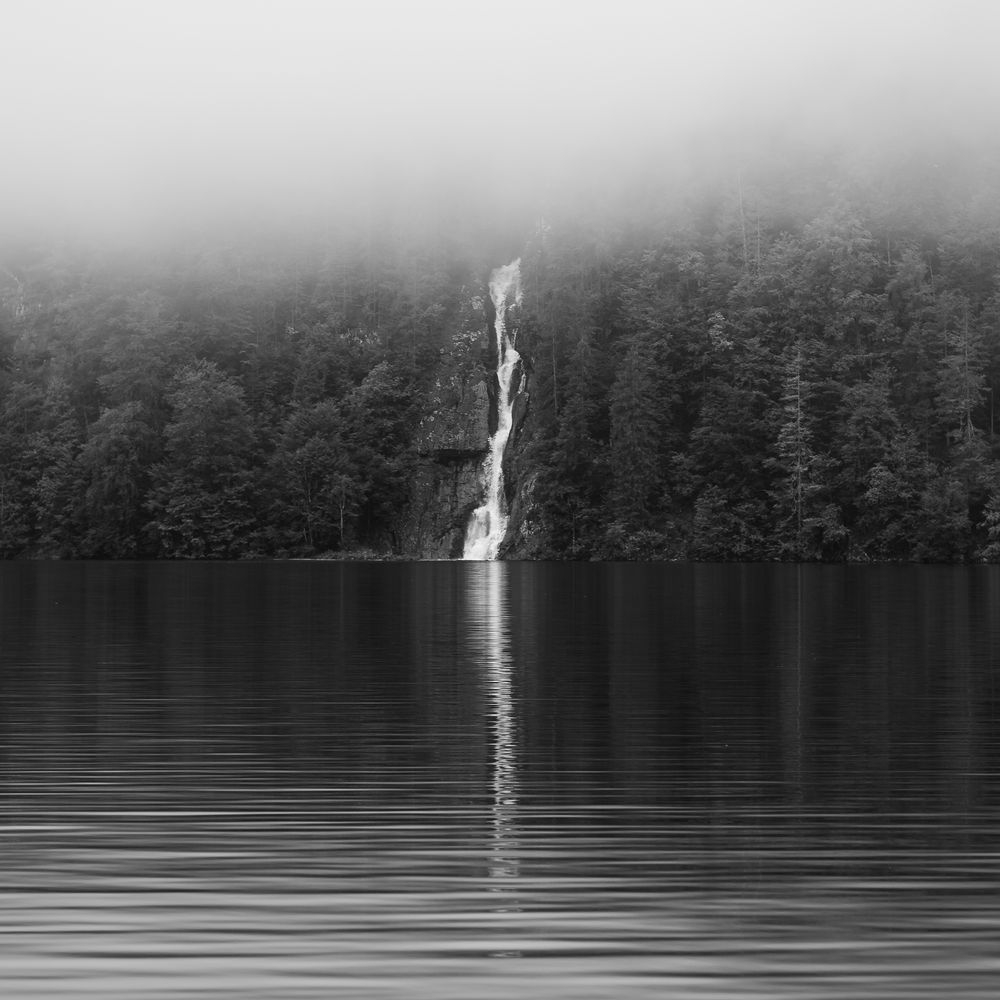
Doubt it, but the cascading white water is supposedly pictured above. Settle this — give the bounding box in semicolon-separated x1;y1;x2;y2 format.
463;260;523;560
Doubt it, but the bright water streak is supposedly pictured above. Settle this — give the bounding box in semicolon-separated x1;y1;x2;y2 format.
464;259;522;560
3;562;1000;998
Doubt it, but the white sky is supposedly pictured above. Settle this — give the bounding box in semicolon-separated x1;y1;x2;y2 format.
2;0;998;238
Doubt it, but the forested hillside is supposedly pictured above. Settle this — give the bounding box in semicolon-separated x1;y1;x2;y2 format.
0;224;494;558
2;140;1000;561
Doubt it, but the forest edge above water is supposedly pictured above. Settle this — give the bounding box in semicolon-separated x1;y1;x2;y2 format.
3;141;1000;564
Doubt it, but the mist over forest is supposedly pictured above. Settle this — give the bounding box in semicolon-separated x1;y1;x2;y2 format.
2;1;1000;560
4;0;997;243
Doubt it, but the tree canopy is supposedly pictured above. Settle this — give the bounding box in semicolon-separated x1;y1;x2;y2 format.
2;141;1000;561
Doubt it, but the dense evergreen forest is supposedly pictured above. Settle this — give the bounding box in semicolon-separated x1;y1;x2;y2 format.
2;139;1000;561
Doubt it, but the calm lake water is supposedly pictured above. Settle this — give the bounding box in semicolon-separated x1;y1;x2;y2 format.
1;561;999;998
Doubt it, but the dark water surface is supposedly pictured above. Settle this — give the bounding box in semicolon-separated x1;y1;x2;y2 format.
2;562;1000;998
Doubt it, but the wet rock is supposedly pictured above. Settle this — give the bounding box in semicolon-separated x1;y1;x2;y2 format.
415;379;490;458
499;465;542;559
396;456;483;559
395;299;493;555
509;388;529;446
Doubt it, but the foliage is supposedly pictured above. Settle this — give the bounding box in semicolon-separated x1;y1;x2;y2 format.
146;360;257;558
1;147;1000;561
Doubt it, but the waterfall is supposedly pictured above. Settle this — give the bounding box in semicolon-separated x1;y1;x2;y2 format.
463;259;523;561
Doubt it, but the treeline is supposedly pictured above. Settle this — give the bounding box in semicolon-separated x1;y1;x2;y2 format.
514;146;1000;561
0;228;486;557
2;141;1000;561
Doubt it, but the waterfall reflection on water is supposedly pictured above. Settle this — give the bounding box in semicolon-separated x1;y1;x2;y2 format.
484;564;520;883
470;561;522;955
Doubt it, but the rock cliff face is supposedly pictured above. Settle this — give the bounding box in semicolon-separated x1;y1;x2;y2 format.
416;379;491;459
496;357;539;558
397;381;490;559
394;295;492;558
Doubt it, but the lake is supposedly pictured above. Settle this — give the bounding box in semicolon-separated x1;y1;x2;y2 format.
1;561;999;998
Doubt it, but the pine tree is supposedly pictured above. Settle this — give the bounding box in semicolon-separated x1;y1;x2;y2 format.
146;360;256;558
766;344;840;559
609;335;663;533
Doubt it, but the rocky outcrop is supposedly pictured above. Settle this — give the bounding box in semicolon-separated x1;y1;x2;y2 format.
497;396;541;559
397;372;491;558
394;292;492;558
499;464;541;558
416;380;490;459
395;455;485;559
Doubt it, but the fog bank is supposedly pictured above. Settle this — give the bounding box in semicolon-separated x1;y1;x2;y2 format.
2;0;998;243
